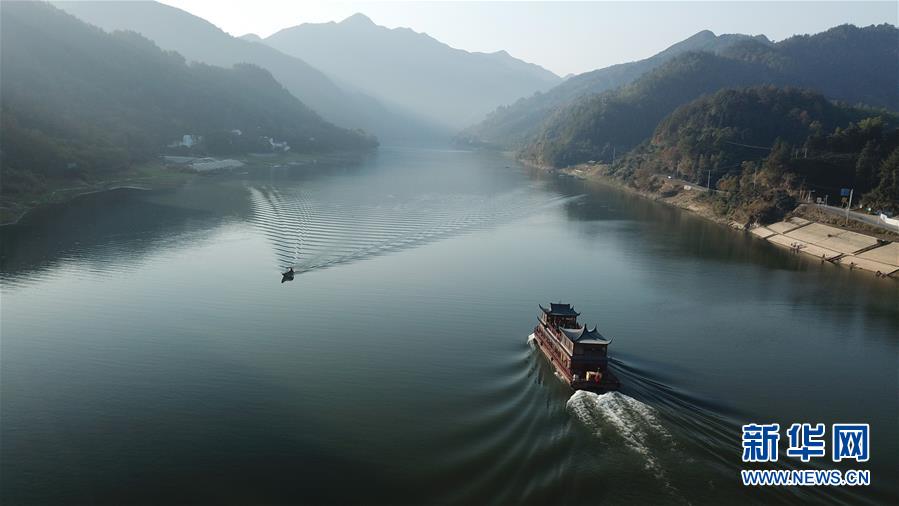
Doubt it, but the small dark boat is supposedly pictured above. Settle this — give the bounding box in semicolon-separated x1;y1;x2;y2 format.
281;268;295;283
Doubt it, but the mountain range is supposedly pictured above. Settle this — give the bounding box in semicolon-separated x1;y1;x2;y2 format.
57;2;563;139
54;1;447;142
261;14;561;130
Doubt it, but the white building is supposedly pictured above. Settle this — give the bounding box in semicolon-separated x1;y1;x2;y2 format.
168;134;201;148
263;136;291;152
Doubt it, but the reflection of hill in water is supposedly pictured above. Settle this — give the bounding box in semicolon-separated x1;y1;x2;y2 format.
0;185;251;281
249;184;573;273
541;174;824;269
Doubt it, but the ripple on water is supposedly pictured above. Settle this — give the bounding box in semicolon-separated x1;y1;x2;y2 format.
248;185;576;273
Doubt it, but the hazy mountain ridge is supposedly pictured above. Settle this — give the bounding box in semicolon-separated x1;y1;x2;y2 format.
0;2;376;198
458;30;768;149
523;24;899;168
55;1;448;142
262;13;561;129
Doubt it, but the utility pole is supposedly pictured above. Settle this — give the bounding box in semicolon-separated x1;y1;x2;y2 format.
845;188;854;224
707;169;711;190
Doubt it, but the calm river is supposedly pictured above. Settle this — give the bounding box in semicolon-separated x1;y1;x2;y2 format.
1;147;896;505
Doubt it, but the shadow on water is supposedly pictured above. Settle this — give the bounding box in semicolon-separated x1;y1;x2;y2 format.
0;154;372;282
0;184;251;282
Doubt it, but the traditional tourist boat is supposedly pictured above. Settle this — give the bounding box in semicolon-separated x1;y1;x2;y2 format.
531;303;620;391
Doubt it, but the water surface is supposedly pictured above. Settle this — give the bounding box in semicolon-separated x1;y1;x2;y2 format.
2;147;897;505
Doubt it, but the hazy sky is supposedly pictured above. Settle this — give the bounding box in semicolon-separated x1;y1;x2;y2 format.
158;1;897;76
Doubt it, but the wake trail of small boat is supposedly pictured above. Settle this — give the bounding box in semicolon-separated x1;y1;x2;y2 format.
249;185;576;274
249;186;317;269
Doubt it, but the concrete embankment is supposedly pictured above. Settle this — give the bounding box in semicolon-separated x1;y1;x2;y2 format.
751;217;899;277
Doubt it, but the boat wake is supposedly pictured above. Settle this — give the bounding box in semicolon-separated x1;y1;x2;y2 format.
249;185;572;273
567;390;680;492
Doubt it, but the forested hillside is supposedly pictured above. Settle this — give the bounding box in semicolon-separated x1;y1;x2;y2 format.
724;23;898;109
0;2;376;198
610;87;899;222
522;52;778;167
523;24;898;169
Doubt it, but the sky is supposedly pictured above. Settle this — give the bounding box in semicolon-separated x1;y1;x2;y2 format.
157;1;898;76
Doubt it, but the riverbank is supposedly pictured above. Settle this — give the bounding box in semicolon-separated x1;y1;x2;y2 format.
0;162;192;226
0;149;373;226
751;217;899;276
522;159;737;226
540;161;899;279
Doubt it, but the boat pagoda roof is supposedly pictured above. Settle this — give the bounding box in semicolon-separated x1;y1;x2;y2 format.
540;303;580;317
558;325;612;345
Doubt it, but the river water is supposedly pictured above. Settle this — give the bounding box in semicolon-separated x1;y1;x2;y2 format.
1;147;896;505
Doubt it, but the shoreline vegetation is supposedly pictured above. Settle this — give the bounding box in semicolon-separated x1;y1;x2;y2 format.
535;160;899;279
0;149;372;226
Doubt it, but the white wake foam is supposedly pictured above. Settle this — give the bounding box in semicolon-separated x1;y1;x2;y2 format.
567;391;675;483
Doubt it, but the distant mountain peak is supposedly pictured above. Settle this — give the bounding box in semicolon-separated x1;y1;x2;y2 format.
690;29;717;39
263;13;561;129
239;33;262;42
341;13;374;26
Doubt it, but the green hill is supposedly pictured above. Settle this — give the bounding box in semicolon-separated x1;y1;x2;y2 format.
523;52;778;167
615;86;899;221
0;2;377;199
